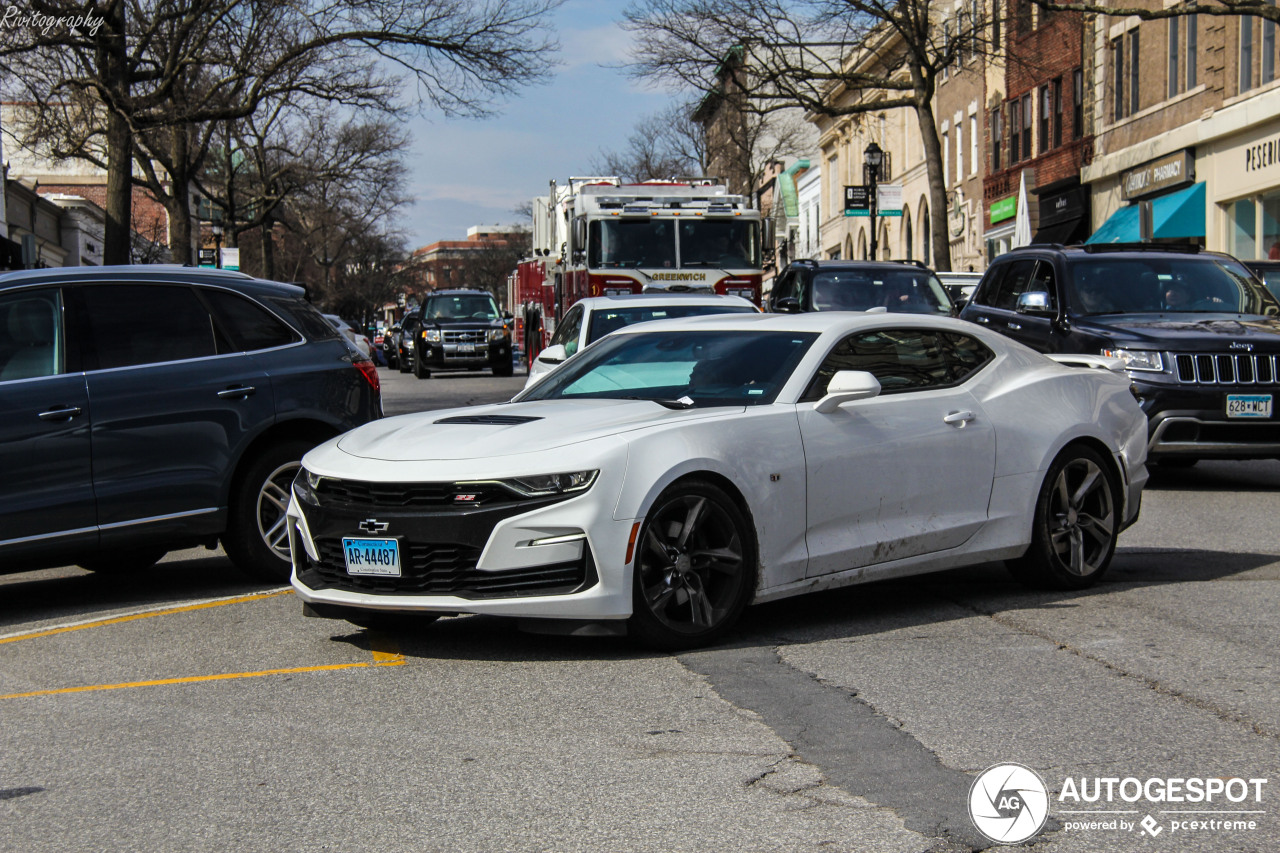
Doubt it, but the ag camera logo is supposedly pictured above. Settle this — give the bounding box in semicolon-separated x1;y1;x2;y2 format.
969;763;1050;844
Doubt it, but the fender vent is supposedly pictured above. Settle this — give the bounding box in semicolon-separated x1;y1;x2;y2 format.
433;415;543;425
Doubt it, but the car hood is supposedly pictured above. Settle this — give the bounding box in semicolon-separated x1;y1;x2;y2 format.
335;398;738;461
1078;313;1280;348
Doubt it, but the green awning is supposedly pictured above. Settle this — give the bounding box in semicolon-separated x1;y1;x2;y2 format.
1152;181;1205;239
1085;204;1140;244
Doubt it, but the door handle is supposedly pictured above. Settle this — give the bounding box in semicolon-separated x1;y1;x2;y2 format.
943;410;975;427
217;385;256;399
1006;322;1023;330
38;405;83;421
974;316;990;324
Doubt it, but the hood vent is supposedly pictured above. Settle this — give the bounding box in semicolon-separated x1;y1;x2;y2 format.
433;415;544;425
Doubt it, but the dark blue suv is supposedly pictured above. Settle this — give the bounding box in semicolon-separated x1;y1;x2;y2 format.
0;266;382;580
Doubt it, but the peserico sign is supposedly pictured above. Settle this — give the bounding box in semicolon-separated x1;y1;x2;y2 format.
1121;150;1194;201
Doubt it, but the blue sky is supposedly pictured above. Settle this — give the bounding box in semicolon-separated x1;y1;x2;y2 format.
399;1;674;249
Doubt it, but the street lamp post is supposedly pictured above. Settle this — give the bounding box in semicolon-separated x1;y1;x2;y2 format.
211;222;224;269
864;142;883;261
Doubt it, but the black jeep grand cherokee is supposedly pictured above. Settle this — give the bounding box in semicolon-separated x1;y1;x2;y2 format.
410;289;514;379
959;244;1280;464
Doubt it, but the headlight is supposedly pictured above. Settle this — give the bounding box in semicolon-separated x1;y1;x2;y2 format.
294;468;327;504
1102;348;1163;372
489;327;509;342
470;470;599;498
424;329;441;343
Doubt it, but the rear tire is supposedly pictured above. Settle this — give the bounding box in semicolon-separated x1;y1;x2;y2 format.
628;479;756;650
1007;446;1120;590
224;439;313;582
78;547;168;574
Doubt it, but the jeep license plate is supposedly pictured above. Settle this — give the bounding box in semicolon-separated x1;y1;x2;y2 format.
1226;394;1272;418
342;538;401;576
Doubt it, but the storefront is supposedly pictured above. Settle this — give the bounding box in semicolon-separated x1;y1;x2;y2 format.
1033;180;1091;245
1087;149;1203;244
1205;118;1280;260
984;194;1016;261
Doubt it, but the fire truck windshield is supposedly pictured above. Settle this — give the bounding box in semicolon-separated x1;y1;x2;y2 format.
590;220;677;269
678;220;760;269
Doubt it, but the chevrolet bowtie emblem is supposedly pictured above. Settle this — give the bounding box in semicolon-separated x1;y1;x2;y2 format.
358;519;389;534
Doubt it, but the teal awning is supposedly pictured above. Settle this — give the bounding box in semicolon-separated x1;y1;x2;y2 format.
1085;204;1140;244
1085;182;1206;244
1152;181;1205;239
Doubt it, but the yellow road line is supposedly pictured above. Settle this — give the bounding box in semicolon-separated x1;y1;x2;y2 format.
0;658;404;700
0;589;295;646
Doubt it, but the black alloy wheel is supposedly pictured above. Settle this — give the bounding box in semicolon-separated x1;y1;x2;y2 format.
629;480;756;650
1008;446;1120;590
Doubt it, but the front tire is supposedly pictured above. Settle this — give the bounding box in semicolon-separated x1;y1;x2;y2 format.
491;356;513;377
224;439;313;582
397;348;411;373
1008;446;1120;590
413;350;431;379
628;480;756;650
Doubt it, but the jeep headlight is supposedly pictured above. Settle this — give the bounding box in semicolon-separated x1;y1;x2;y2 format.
424;329;441;343
471;470;599;498
1102;348;1163;372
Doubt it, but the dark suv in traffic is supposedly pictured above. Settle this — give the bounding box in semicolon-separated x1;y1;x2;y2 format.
958;244;1280;464
768;259;954;315
0;265;382;579
408;289;514;378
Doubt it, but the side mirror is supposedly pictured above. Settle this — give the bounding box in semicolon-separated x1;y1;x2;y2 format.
1016;291;1054;315
535;344;568;366
774;296;802;314
814;370;881;413
503;311;514;321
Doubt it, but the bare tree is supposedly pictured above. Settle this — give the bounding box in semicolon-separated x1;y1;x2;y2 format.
1033;0;1280;23
622;0;1005;271
1;0;562;264
464;230;532;305
592;100;708;181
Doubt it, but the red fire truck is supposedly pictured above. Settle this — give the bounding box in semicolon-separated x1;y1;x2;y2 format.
508;177;768;363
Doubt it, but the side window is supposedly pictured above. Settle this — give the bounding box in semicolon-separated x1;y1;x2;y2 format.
971;263;1008;307
772;271;796;307
938;332;995;383
200;288;298;352
987;259;1038;311
82;284;216;369
0;288;63;382
801;328;952;400
550;306;584;355
1028;261;1059;309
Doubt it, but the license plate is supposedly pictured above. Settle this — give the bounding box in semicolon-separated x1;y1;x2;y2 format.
455;344;476;354
342;538;401;576
1226;394;1273;418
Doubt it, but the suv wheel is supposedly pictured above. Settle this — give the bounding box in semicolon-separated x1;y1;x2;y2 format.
397;348;411;373
224;439;312;582
491;357;513;377
413;350;431;379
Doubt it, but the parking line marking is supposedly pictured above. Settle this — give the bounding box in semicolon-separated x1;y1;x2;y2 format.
367;632;405;666
0;589;294;646
0;659;404;700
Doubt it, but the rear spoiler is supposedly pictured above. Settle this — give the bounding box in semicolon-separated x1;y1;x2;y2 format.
1047;353;1127;373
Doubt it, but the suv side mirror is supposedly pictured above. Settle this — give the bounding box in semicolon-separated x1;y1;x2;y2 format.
1016;291;1054;315
774;296;802;314
814;370;881;413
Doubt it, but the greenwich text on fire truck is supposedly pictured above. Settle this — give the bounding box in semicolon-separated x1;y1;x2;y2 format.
509;176;770;362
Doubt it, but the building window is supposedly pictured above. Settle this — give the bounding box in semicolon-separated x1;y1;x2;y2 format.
1015;0;1031;35
1009;99;1021;163
1264;15;1276;85
956;121;964;184
1039;85;1050;155
992;0;1001;48
1112;30;1141;119
991;107;1003;171
1112;37;1125;121
1188;16;1198;88
1169;17;1181;98
1020;93;1032;160
828;155;840;218
943;128;951;187
1129;29;1141;114
970;114;978;176
1052;78;1063;147
1242;17;1254;92
1073;68;1083;138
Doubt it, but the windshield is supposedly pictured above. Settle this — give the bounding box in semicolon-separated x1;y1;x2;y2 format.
678;219;761;269
585;303;758;345
590;219;677;269
422;293;501;321
514;330;818;407
810;269;952;314
1067;257;1280;316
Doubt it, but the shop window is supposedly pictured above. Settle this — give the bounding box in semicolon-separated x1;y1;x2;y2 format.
1264;193;1280;260
1230;199;1257;259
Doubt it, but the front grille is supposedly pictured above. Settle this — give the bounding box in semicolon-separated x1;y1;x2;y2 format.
443;329;487;345
1173;352;1279;385
301;538;592;598
313;479;520;508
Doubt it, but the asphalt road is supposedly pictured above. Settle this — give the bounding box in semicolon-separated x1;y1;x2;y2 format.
3;363;1278;852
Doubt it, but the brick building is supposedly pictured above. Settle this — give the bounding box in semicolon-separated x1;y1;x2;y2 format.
400;225;528;304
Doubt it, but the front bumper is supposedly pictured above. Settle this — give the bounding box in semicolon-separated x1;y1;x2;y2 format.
288;479;634;620
417;337;511;370
1134;380;1280;459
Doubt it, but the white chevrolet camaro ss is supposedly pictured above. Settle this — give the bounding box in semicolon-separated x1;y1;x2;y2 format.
289;312;1149;649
